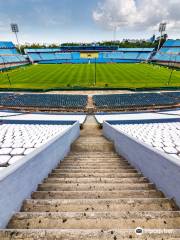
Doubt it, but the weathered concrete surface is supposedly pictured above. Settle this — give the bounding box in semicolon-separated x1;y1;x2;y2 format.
0;116;180;239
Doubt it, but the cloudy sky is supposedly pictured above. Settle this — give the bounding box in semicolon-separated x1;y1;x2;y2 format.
0;0;179;44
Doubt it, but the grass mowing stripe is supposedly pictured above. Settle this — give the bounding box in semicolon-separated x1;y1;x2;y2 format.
0;63;179;89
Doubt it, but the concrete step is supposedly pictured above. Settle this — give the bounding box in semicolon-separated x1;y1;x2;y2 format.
63;158;125;160
64;155;122;158
63;157;124;161
48;172;143;178
22;198;177;212
68;153;120;155
67;154;120;158
32;190;164;199
44;177;149;184
66;157;121;160
73;143;113;146
51;169;138;173
75;139;110;144
8;211;180;229
38;183;155;191
60;159;128;162
61;160;126;164
2;229;180;240
73;138;111;141
58;164;131;169
71;144;114;152
62;157;126;160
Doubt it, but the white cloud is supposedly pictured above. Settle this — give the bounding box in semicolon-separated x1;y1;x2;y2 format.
93;0;180;32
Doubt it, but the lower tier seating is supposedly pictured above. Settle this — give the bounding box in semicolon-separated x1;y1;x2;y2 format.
93;93;179;108
0;94;88;109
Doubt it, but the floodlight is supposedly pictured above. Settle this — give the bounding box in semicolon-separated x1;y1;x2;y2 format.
159;23;167;33
11;23;19;33
10;23;22;54
157;22;167;51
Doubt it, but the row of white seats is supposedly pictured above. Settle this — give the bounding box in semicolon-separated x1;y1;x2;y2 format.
1;112;86;125
113;122;180;159
0;124;71;168
95;111;180;124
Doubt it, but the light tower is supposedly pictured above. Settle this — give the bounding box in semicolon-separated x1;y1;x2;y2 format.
157;22;167;51
10;23;22;54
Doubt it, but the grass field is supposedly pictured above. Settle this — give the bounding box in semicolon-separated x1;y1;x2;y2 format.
0;63;180;90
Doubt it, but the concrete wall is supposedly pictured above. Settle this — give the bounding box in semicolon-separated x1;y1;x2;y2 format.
103;121;180;207
156;61;180;68
0;122;80;228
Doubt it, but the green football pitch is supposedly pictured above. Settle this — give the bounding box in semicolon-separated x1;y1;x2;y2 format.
0;63;180;90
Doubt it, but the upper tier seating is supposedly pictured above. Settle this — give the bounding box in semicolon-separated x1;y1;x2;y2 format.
55;53;72;60
25;48;154;63
118;48;154;52
28;53;42;61
122;52;139;60
0;94;88;109
163;40;180;47
93;93;179;109
26;49;73;62
101;52;124;59
153;40;180;63
137;52;152;60
40;53;56;60
25;48;59;53
0;41;27;67
0;49;18;54
0;41;14;48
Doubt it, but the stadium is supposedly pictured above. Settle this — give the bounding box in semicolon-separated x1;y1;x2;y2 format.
0;0;180;239
0;40;180;90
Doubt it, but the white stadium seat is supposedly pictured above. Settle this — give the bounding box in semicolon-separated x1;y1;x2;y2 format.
0;155;11;166
114;121;180;160
0;123;71;172
8;156;24;165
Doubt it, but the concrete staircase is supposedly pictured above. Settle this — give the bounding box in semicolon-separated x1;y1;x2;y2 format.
1;116;180;239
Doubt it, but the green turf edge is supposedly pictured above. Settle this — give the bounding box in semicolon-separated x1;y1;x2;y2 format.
0;86;180;93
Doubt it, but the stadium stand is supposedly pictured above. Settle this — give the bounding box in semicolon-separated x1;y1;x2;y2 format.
25;49;73;63
0;123;71;167
113;120;180;160
0;94;88;109
25;47;154;64
93;93;179;109
152;39;180;67
0;111;86;124
97;109;180;160
95;110;180;125
0;41;28;69
0;93;179;110
117;48;153;62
